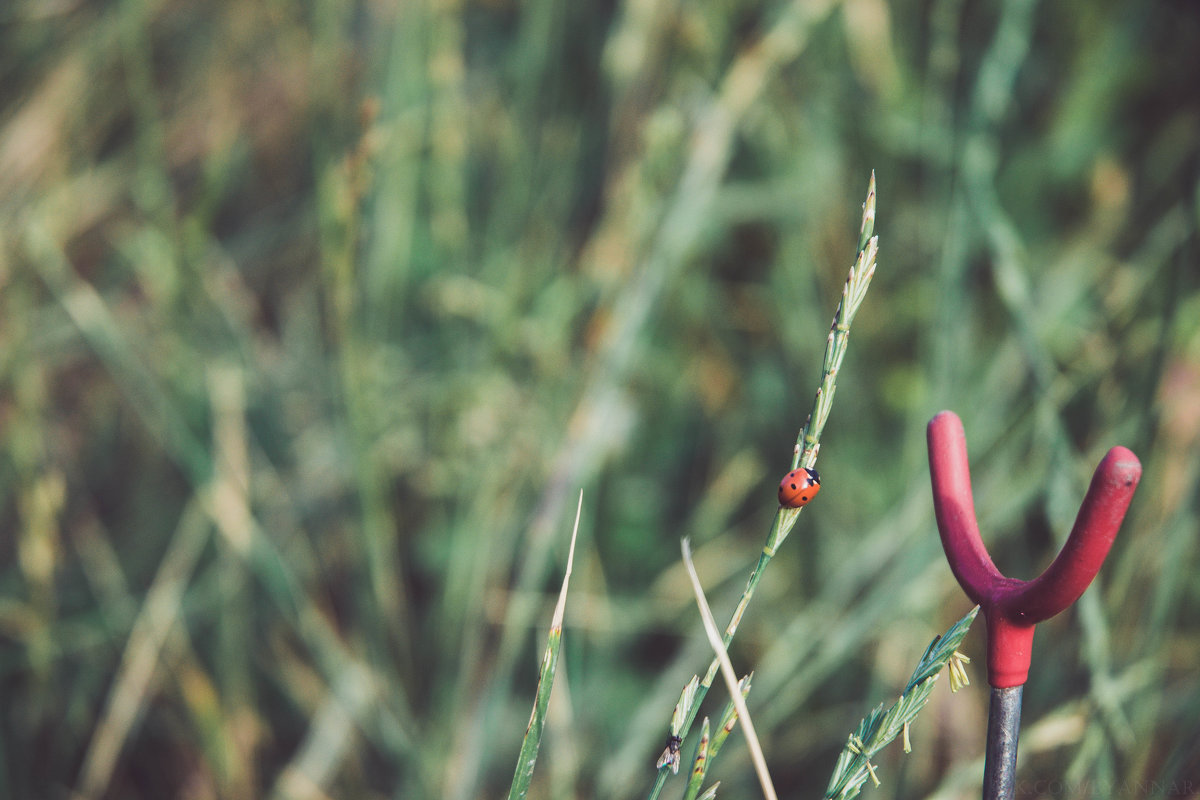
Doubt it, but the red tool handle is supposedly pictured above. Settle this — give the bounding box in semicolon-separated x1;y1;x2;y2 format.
928;411;1141;687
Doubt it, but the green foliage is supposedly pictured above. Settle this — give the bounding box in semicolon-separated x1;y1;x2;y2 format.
506;495;578;800
1;1;1197;798
823;607;978;800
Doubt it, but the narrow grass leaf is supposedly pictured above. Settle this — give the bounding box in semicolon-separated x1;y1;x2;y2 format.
505;491;583;800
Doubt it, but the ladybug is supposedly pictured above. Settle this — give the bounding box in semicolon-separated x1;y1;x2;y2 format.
778;467;821;508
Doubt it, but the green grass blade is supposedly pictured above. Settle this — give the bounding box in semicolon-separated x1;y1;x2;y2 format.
506;491;583;800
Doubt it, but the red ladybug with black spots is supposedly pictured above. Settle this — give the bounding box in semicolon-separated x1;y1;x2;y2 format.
778;467;821;508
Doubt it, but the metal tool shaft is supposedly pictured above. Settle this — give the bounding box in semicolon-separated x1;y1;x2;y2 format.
982;686;1022;800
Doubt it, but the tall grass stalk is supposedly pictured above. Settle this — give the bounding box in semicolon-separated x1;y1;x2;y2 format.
648;173;878;799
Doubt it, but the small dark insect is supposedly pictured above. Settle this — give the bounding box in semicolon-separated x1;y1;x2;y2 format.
656;734;683;774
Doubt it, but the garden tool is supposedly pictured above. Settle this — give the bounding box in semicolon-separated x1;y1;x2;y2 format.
926;411;1141;800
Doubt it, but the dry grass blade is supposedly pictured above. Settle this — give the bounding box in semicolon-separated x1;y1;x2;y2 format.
681;538;777;800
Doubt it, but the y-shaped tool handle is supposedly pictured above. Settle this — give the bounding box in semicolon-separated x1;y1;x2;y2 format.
927;410;1142;688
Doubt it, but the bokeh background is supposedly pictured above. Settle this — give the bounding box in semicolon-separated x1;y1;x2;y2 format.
2;0;1198;798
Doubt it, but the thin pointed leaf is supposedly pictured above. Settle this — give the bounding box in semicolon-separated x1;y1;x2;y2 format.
506;493;583;800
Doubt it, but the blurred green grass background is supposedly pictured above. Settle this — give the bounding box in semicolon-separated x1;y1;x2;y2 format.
1;0;1198;798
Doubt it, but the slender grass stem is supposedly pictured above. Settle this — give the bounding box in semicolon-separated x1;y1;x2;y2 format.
649;174;878;799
